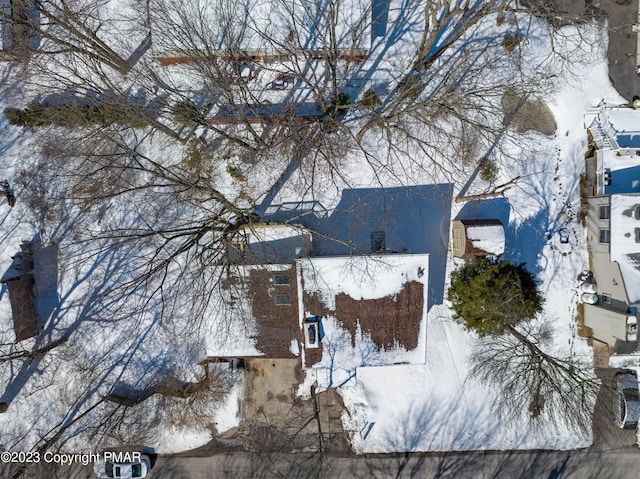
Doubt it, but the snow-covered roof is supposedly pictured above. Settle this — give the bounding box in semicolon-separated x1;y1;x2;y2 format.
296;254;429;381
0;253;21;282
466;225;505;256
585;102;640;194
240;224;310;244
585;100;640;144
610;194;640;303
203;263;303;358
298;254;429;306
232;224;312;264
204;252;431;365
600;108;640;140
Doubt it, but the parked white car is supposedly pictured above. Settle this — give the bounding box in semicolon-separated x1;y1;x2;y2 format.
581;293;598;304
94;453;150;478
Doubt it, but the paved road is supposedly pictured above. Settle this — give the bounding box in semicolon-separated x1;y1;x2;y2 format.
153;448;640;478
602;0;640;102
20;447;640;479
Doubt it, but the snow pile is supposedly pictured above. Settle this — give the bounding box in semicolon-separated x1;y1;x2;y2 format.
213;377;243;434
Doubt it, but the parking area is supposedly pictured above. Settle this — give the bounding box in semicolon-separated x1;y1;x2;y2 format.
238;359;348;452
592;366;638;449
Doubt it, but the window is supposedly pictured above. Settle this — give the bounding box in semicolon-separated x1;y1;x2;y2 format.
599;204;610;220
636;229;640;243
602;294;612;305
274;293;292;305
635;205;640;220
599;229;611;244
273;273;290;286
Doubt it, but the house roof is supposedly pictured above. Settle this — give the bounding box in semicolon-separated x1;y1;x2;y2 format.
203;263;301;359
0;252;22;282
0;245;37;342
453;219;505;258
586;101;640;194
466;225;505;256
598;107;640;141
610;194;640;303
228;224;313;264
586;101;640;142
296;254;429;367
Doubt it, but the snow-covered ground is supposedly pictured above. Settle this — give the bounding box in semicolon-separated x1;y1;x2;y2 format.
284;21;623;453
0;0;629;457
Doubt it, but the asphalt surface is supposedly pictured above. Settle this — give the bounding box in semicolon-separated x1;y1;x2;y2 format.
5;359;629;478
10;447;640;479
601;0;640;101
140;448;640;478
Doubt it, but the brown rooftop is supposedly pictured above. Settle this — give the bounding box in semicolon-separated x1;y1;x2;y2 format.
1;244;37;342
247;265;301;358
303;280;424;360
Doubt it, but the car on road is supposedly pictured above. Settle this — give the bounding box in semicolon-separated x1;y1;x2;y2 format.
613;371;640;429
95;454;151;478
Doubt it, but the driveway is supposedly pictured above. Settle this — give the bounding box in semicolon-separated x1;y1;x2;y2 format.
523;0;640;102
592;367;638;449
600;0;640;101
238;358;348;452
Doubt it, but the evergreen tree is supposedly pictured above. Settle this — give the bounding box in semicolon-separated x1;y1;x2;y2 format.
447;257;543;336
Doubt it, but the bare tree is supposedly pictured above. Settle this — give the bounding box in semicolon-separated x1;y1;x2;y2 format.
0;0;587;460
471;319;598;435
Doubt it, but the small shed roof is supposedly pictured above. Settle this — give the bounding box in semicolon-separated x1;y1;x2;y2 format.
452;219;505;259
0;252;22;282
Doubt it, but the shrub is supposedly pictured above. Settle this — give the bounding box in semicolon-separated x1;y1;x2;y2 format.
172;100;203;125
324;92;351;120
4;102;150;128
227;165;246;182
502;32;522;54
360;88;381;107
334;92;350;110
478;157;498;182
4;108;27;126
399;74;422;99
